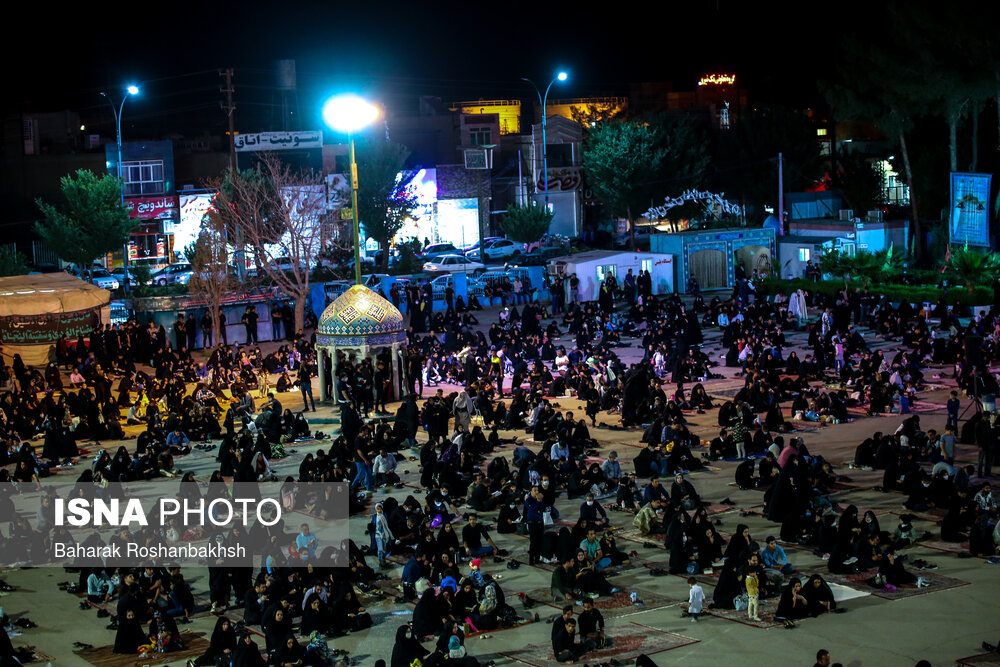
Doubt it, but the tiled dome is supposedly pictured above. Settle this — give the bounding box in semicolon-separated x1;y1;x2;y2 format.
318;285;404;337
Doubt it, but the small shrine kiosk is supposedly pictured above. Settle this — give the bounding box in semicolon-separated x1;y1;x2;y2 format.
315;284;407;405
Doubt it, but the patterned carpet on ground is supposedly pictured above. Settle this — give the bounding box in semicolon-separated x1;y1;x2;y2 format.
73;631;209;667
920;539;971;555
497;622;697;666
824;571;970;600
520;587;680;619
705;595;784;629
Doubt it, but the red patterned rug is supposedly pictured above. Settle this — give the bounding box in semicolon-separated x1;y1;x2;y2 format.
824;571;970;600
920;539;970;555
497;622;697;666
706;595;783;629
520;587;681;619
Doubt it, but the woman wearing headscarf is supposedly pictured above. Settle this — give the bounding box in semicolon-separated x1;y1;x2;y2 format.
453;391;473;432
231;632;267;667
332;587;372;632
724;524;753;563
192;616;237;665
805;574;837;616
391;623;429;667
372;502;395;567
775;577;811;626
271;635;306;666
113;609;149;654
860;510;882;541
412;588;439;638
664;511;690;574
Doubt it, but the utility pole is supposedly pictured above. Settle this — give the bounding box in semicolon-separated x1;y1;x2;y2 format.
777;152;785;235
220;68;245;279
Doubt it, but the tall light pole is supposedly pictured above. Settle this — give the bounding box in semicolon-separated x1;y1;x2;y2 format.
101;85;139;291
322;94;380;285
522;71;567;209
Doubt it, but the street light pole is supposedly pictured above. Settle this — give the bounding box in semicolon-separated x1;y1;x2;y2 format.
522;72;567;209
349;132;362;285
100;85;138;292
322;94;380;286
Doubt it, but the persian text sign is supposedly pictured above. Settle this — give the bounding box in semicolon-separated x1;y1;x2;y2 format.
125;196;178;220
234;131;323;152
950;172;992;247
0;308;99;344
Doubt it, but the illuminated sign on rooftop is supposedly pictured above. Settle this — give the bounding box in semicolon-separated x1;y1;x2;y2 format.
699;74;736;86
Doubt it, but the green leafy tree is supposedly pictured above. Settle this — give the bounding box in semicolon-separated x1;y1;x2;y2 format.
34;170;137;273
500;203;554;243
830;148;884;217
355;139;419;272
584;116;708;249
130;263;152;294
0;247;28;277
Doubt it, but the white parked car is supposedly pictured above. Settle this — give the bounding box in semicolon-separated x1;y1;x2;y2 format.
422;254;485;274
474;238;522;262
88;268;120;291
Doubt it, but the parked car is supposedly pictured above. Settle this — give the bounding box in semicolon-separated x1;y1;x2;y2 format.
420;243;460;261
517;246;565;266
151;263;193;286
474;238;523;262
612;225;654;248
88;268;120;291
460;237;502;255
110;266;154;286
422;254;486;274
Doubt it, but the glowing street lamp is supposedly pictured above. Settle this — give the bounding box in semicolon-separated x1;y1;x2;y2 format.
322;95;381;285
522;71;568;207
100;84;140;292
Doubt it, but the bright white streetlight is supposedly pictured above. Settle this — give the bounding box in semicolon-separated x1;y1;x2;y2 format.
322;95;380;133
557;71;568;81
127;85;139;96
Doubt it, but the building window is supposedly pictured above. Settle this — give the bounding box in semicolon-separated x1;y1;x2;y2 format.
799;248;811;262
816;128;828;137
123;160;165;196
469;127;491;146
596;264;617;282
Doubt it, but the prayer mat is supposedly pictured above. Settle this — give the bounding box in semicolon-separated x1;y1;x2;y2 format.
705;595;783;628
957;652;1000;666
610;526;667;549
73;631;209;667
521;587;681;619
920;539;971;555
497;622;697;666
825;571;970;600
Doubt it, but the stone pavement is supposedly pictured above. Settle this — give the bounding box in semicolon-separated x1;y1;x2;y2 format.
2;304;998;666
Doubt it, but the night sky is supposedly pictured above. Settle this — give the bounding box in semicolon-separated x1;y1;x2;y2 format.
9;0;956;136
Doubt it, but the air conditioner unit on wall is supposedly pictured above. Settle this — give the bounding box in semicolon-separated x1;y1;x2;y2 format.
839;209;854;221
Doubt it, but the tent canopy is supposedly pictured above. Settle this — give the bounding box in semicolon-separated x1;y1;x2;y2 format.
0;272;110;317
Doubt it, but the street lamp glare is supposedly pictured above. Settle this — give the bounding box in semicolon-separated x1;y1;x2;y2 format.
127;85;139;95
322;95;380;133
557;72;568;81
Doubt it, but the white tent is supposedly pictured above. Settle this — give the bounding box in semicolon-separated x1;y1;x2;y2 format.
0;273;111;366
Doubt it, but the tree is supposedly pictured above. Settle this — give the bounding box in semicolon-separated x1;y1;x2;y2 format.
830;148;884;217
713;107;821;219
35;170;137;272
209;152;335;332
570;102;625;131
500;203;554;243
584;116;708;249
0;247;28;277
217;167;283;279
947;245;1000;291
354;138;418;271
821;37;924;260
188;211;237;347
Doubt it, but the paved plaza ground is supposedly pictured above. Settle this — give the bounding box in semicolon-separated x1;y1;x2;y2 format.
2;301;999;666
